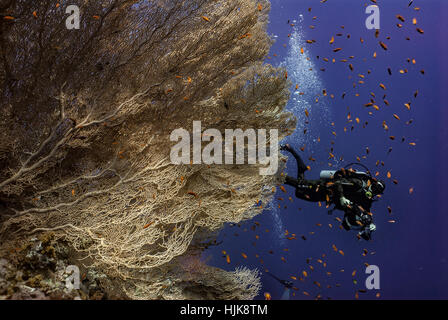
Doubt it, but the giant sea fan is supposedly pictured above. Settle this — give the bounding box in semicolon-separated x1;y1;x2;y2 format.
0;0;295;299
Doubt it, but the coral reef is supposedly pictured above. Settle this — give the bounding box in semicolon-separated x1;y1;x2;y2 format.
0;0;295;299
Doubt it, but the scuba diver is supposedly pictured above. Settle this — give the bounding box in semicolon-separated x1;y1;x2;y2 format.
266;272;293;300
280;144;385;240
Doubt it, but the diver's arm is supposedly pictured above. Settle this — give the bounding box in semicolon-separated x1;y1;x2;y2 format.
334;181;352;208
340;196;352;208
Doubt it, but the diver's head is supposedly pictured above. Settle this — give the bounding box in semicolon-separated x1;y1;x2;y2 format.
371;180;385;195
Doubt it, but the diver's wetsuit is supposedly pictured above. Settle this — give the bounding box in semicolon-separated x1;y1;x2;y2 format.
331;170;374;213
283;146;330;202
282;145;376;239
283;145;373;207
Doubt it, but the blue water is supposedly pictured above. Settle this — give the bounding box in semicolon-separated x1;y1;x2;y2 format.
207;0;448;299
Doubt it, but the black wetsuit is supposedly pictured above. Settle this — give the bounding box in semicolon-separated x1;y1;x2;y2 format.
283;146;329;202
283;146;375;237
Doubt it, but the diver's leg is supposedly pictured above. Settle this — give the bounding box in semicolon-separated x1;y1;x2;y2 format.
284;176;299;188
281;144;307;180
285;176;315;202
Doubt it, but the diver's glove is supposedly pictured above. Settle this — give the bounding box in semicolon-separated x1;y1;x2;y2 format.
340;196;352;208
358;223;376;241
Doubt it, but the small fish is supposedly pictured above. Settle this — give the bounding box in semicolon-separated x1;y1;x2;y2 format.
396;15;405;22
143;222;154;229
187;191;198;198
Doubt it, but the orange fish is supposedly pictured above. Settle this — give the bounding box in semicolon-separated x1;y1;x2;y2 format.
187;191;198;198
396;15;405;22
143;222;154;229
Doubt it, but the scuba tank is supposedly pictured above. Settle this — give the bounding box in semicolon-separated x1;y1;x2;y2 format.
320;170;336;180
